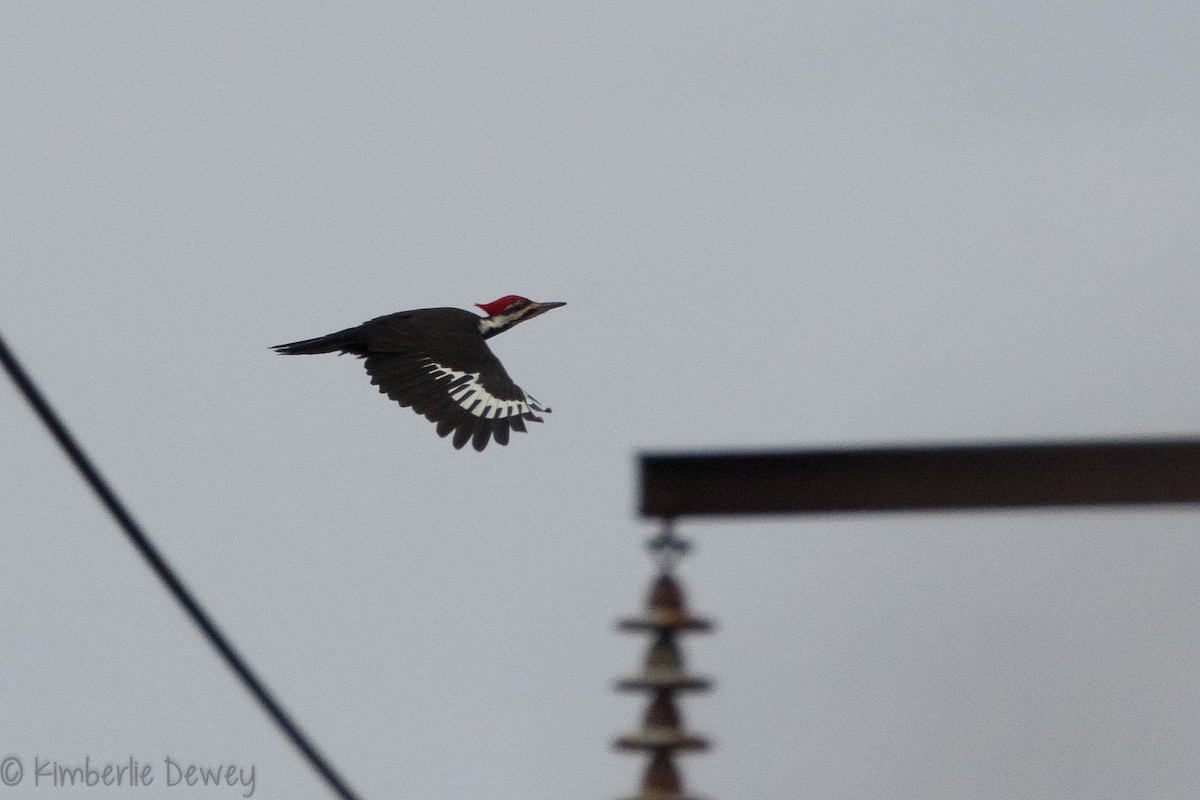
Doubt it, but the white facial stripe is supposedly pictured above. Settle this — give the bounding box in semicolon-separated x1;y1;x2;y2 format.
427;362;531;419
477;304;531;333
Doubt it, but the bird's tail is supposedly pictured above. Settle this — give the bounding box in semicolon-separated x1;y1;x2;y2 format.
271;327;367;356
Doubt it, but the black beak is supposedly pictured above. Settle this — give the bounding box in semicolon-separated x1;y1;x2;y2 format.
530;301;567;317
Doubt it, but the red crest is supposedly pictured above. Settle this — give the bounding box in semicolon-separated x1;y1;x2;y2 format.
475;295;529;316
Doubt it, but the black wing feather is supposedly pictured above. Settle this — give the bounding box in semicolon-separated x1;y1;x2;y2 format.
276;307;550;451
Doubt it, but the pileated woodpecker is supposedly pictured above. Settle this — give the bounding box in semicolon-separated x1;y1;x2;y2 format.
273;295;565;451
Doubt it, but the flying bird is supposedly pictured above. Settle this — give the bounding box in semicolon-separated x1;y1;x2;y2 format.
273;295;565;451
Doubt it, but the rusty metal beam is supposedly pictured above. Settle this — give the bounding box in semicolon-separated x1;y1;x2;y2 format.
640;439;1200;517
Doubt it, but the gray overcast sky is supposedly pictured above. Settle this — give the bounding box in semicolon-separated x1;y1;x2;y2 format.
3;3;1199;798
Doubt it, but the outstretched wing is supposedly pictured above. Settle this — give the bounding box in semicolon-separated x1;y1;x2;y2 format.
275;307;550;451
363;351;548;451
359;310;548;451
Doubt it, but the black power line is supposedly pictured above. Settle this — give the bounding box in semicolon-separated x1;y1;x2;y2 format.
0;332;361;800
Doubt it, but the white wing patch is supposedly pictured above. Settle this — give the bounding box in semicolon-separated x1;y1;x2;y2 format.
428;362;541;419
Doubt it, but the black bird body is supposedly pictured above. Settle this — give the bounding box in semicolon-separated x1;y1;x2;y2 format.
273;296;564;451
